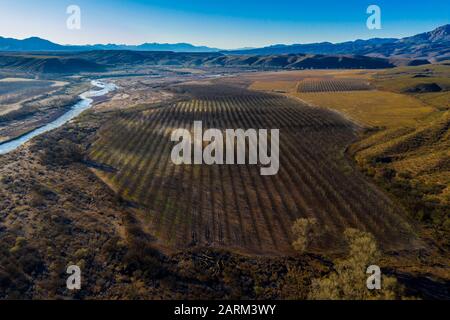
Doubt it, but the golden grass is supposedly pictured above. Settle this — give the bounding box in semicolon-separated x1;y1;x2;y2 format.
294;90;435;128
373;77;450;93
372;63;450;93
415;91;450;110
246;67;444;128
352;110;450;205
249;80;299;92
375;63;450;79
246;69;376;93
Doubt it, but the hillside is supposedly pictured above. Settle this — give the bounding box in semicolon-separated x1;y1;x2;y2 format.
351;64;450;236
0;51;397;74
203;54;395;69
0;54;105;73
350;110;450;240
66;51;398;69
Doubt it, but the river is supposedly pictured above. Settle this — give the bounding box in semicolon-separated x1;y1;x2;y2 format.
0;80;116;155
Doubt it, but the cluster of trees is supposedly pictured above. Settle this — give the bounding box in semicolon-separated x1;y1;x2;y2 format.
290;218;407;300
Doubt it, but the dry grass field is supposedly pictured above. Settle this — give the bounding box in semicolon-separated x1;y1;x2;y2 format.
246;68;439;129
88;83;417;255
295;91;435;128
372;63;450;112
372;64;450;93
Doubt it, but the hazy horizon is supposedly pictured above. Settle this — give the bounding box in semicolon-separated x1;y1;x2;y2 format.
3;22;448;49
0;0;449;49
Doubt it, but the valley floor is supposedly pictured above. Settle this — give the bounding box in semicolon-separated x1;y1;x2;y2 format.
0;68;448;299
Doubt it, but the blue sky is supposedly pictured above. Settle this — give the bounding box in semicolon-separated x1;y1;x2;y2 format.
0;0;448;49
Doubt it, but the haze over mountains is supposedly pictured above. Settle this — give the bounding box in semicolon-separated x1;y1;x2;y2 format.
0;24;448;60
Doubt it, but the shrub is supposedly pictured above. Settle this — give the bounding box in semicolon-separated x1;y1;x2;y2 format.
291;218;320;253
308;228;405;300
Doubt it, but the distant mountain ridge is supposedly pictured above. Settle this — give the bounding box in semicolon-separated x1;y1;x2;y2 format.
400;24;450;43
0;36;65;51
0;37;220;53
0;24;448;59
79;42;220;52
225;38;398;56
226;24;450;61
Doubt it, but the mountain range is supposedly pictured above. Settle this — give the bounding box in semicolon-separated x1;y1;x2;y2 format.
0;24;448;74
226;24;450;61
0;24;448;60
0;37;219;53
1;24;449;61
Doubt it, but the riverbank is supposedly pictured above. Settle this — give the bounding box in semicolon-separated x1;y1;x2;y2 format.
0;80;116;155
